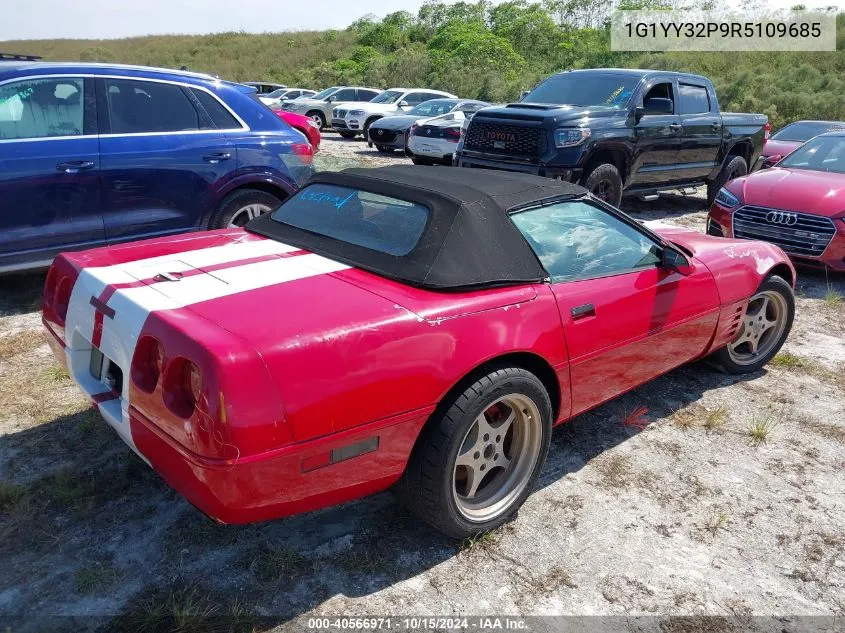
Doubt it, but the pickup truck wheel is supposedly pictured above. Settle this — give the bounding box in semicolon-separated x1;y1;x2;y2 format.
583;163;623;207
709;275;794;374
398;367;552;538
209;189;282;229
338;131;357;139
707;155;747;206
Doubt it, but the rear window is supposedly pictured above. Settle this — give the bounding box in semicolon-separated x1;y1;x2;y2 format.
270;184;429;256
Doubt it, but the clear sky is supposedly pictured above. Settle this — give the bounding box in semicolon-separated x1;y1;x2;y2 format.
0;0;428;41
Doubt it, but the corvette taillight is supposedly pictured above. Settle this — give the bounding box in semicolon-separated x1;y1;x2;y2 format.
163;358;203;419
131;336;164;393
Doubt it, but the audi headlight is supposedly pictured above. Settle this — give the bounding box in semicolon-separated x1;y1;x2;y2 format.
715;187;740;208
349;109;365;116
554;128;591;148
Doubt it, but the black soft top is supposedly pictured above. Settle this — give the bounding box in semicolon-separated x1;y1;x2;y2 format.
247;166;588;290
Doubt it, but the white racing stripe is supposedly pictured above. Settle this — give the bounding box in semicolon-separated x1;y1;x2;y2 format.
62;237;349;456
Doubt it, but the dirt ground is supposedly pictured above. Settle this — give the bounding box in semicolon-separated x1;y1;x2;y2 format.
1;133;844;633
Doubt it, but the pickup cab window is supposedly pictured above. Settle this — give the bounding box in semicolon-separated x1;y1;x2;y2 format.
642;82;675;113
679;84;710;114
510;200;662;282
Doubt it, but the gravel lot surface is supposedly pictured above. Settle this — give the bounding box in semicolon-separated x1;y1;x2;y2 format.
1;132;843;633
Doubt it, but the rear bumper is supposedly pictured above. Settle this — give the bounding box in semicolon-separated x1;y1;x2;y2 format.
707;204;845;273
128;404;432;524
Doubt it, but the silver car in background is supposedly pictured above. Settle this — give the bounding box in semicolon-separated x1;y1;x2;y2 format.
367;99;490;152
281;86;381;130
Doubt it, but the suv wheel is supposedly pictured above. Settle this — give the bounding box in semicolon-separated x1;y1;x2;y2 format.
209;189;282;229
582;163;623;207
338;131;357;139
306;111;325;130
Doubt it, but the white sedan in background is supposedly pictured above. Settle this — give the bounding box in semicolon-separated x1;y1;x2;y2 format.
406;110;472;166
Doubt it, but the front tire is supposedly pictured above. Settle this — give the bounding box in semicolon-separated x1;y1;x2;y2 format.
208;189;282;229
582;163;623;207
399;367;552;538
707;155;747;206
709;275;794;374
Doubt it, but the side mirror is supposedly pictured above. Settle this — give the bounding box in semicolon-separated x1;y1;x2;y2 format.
635;98;673;121
662;245;693;275
520;90;530;101
327;95;336;103
398;100;410;108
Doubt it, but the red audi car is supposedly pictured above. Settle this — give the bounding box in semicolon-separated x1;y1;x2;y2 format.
708;131;845;272
43;167;795;537
761;120;845;168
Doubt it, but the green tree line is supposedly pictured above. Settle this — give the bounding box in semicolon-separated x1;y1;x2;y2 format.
2;0;843;129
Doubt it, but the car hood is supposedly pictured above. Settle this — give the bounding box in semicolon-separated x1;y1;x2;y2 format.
728;168;845;218
762;139;802;158
471;103;623;125
370;115;420;131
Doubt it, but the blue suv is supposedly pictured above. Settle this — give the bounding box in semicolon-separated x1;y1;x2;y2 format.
0;61;313;274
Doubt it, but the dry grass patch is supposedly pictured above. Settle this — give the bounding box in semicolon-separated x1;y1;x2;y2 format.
75;562;120;593
0;330;43;360
702;509;730;535
671;404;727;432
824;285;843;307
0;353;88;424
747;414;779;445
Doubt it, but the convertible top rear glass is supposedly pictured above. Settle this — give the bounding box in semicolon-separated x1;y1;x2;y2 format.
246;166;588;290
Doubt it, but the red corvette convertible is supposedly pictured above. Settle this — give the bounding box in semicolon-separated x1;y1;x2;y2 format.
43;167;796;537
708;131;845;272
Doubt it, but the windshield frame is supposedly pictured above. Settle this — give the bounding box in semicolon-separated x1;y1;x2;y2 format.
311;86;341;101
370;90;405;105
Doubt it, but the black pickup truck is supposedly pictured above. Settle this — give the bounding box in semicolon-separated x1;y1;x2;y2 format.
456;69;768;207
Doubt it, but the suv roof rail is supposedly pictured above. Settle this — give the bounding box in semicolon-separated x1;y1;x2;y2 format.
0;53;42;61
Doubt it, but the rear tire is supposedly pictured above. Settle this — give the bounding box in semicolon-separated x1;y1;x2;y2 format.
582;163;623;207
707;155;747;206
709;275;794;374
398;367;552;538
208;189;282;229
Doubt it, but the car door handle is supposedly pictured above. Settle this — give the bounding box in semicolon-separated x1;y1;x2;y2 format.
571;303;596;320
203;153;232;164
668;123;682;132
711;121;721;129
56;160;95;173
